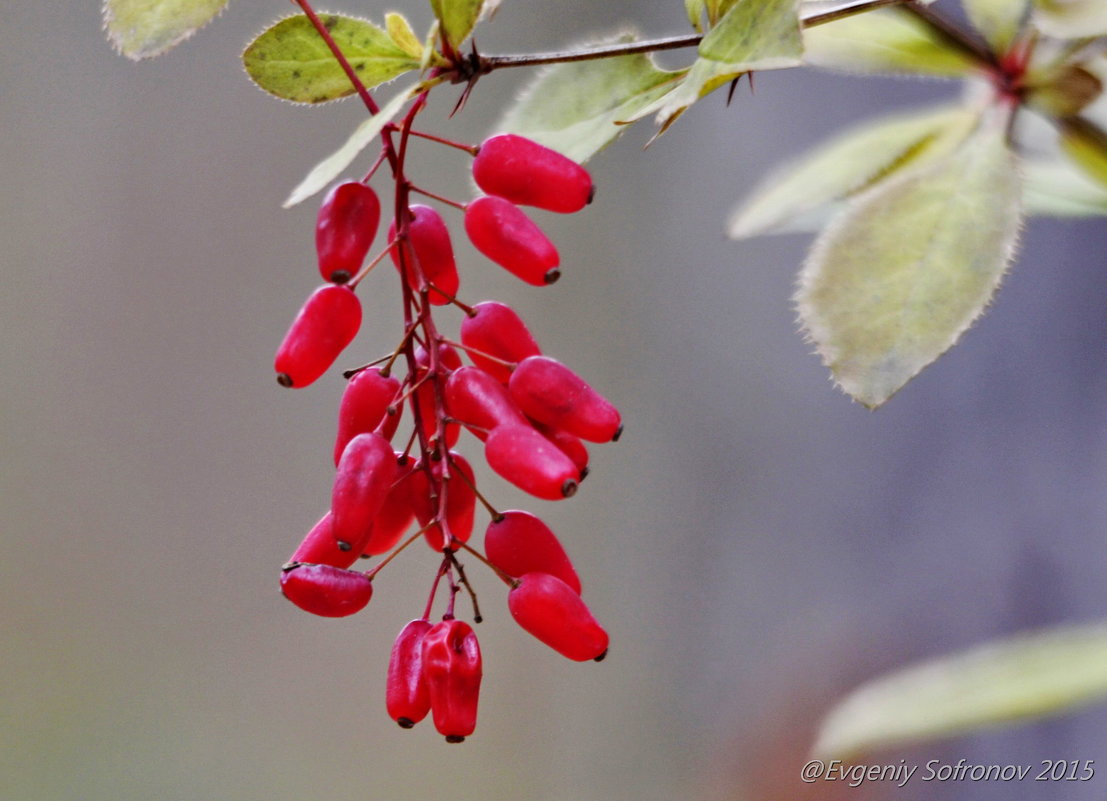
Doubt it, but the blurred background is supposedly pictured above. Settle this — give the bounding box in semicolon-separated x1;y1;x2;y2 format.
4;2;1107;799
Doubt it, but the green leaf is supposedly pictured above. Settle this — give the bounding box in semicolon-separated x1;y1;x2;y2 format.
1033;0;1107;38
1060;117;1107;188
386;12;424;59
729;105;976;238
803;7;977;77
685;0;707;32
497;38;681;163
283;87;415;208
429;0;483;51
243;14;420;104
814;623;1107;759
637;0;804;133
964;0;1029;52
103;0;228;60
1024;159;1107;216
796;114;1022;408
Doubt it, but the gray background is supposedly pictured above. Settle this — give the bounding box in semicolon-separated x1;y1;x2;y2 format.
3;2;1106;800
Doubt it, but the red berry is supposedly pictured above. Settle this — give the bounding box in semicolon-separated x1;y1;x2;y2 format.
388;205;459;305
386;619;433;728
334;367;401;465
422;619;482;742
445;366;528;438
274;285;362;388
289;511;359;569
533;421;590;476
409;453;477;551
279;562;373;618
360;456;417;556
473;134;593;214
464;196;559;286
316;181;381;283
412;343;462;448
459;301;541;384
484;511;581;594
332;433;399;552
509;355;621;443
484;424;579;500
508;572;607;661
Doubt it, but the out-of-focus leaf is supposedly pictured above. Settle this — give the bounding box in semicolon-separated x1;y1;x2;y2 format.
104;0;228;60
283;87;414;208
803;7;977;77
1024;65;1103;118
429;0;483;51
637;0;803;133
386;12;423;58
686;0;707;32
964;0;1029;52
796;115;1022;408
497;38;681;163
243;14;419;104
1059;117;1107;187
814;623;1107;759
729;105;975;238
1033;0;1107;38
1024;159;1107;215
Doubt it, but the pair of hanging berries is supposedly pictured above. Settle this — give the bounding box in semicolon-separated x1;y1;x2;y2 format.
274;128;613;741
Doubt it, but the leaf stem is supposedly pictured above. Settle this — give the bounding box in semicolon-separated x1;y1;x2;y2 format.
900;1;998;69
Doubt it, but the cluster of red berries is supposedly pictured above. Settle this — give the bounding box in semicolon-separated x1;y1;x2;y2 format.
274;132;617;741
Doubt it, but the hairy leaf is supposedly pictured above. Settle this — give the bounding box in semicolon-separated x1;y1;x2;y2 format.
964;0;1029;51
729;105;975;238
386;12;423;59
796;116;1022;408
639;0;804;133
1024;159;1107;216
283;88;414;208
814;623;1107;759
1033;0;1107;37
243;14;419;104
1060;117;1107;188
104;0;228;60
429;0;483;51
686;0;707;32
498;39;681;163
803;7;976;77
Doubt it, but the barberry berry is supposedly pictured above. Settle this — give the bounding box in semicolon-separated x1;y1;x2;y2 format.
289;511;359;569
386;619;433;728
509;355;622;443
473;133;594;213
388;204;460;305
331;432;399;552
444;365;528;437
334;367;401;465
464;196;560;286
422;619;482;742
484;423;580;500
508;572;608;661
409;452;477;551
274;284;362;388
458;300;542;384
316;181;381;284
280;562;373;618
484;511;581;594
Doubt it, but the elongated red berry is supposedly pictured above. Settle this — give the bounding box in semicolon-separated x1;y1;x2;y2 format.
464;196;559;286
386;619;433;728
445;366;528;438
508;572;607;661
484;424;579;500
422;619;482;742
412;344;462;448
280;562;373;618
316;181;381;283
360;456;417;556
485;511;581;593
289;511;359;569
473;134;593;213
409;453;477;551
332;433;399;552
334;367;401;465
533;421;590;476
459;301;541;383
389;205;459;305
509;355;621;443
275;285;362;388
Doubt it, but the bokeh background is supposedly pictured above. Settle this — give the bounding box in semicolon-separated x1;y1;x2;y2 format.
4;2;1107;800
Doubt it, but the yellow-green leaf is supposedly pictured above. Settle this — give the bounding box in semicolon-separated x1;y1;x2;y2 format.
796;115;1022;408
283;87;415;208
103;0;228;60
386;12;423;59
964;0;1029;52
498;38;682;163
1033;0;1107;38
814;622;1107;759
429;0;483;51
1024;159;1107;216
803;7;977;77
243;14;420;104
686;0;707;32
729;105;976;238
1060;116;1107;188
